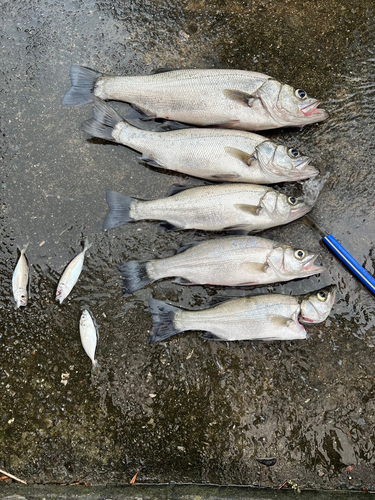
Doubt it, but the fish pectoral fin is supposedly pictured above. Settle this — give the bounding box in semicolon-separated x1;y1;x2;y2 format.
223;89;260;108
234;204;262;216
138;154;161;168
222;224;249;233
225;147;256;166
269;315;294;327
240;262;268;276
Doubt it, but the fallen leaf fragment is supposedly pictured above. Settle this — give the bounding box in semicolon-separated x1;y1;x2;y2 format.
130;472;139;485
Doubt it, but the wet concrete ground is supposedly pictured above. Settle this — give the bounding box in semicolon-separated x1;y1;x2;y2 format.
1;0;375;493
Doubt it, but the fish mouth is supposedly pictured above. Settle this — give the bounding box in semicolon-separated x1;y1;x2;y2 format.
300;101;329;121
302;254;325;275
291;202;313;219
295;158;320;176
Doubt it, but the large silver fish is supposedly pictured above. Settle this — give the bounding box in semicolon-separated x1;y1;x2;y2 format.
56;239;92;304
103;183;315;233
82;100;318;184
119;236;325;294
149;285;336;344
62;66;329;131
12;243;30;308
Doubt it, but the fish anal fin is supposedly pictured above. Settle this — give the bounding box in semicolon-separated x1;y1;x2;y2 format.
223;89;260;107
225;147;255;166
172;277;196;285
159;221;181;231
269;315;294;328
222;224;249;233
138;154;161;168
234;204;262;216
201;332;223;341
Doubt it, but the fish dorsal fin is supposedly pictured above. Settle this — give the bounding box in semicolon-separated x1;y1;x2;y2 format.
150;67;177;74
234;204;262;216
240;262;268;275
166;184;192;197
225;146;256;166
176;241;200;254
223;89;260;107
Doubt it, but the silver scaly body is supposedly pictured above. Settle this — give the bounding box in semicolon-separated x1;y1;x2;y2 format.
12;243;30;308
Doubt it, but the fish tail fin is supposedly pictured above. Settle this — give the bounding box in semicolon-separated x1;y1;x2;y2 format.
92;359;101;373
118;260;154;294
83;237;92;252
17;242;29;254
81;99;124;141
62;65;100;106
149;299;181;344
103;190;136;230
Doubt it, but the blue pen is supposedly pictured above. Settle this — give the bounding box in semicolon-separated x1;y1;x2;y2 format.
305;216;375;296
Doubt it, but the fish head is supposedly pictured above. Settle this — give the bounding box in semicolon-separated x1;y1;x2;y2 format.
257;80;329;127
299;285;336;324
267;246;325;279
56;283;69;304
256;141;319;181
14;288;28;308
260;190;313;224
80;309;91;327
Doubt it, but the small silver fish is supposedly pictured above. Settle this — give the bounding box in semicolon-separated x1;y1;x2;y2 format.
56;239;92;304
82;100;319;184
149;285;337;344
79;309;100;372
62;66;328;131
119;236;325;294
12;243;30;308
103;184;314;233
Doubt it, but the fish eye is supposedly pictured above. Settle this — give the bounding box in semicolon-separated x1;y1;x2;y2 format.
295;89;307;100
317;290;327;301
294;249;305;260
288;148;300;158
287;196;298;206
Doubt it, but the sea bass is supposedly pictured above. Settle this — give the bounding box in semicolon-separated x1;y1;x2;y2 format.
119;236;325;294
149;285;336;344
79;309;100;372
12;243;30;308
103;184;315;233
56;239;92;304
62;66;329;131
82;100;318;184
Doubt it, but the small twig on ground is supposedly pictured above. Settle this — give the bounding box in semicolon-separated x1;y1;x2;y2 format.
279;480;289;490
0;467;27;485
